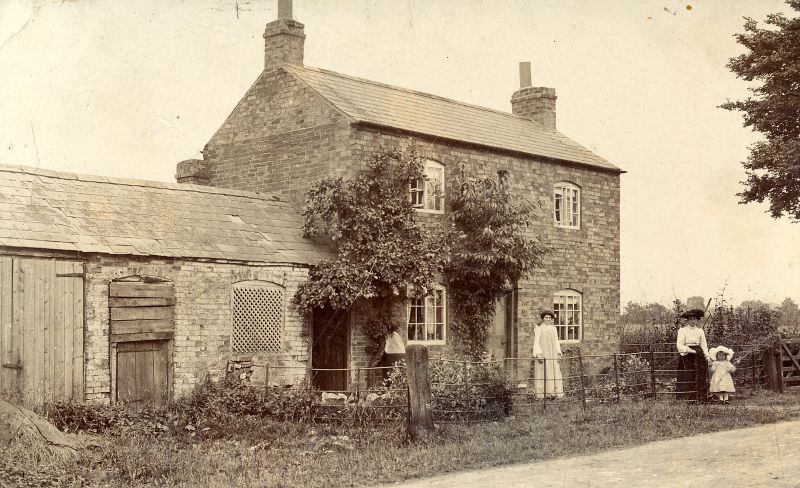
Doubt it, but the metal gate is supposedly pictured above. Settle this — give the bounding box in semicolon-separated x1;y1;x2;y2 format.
0;257;84;406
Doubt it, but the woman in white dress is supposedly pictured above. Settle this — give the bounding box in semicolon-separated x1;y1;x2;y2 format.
533;310;564;398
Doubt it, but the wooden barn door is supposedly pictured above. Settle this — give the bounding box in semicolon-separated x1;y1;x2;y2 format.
110;280;174;407
0;257;84;407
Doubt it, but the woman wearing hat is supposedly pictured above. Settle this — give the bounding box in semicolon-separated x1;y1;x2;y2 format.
675;308;710;401
533;310;564;399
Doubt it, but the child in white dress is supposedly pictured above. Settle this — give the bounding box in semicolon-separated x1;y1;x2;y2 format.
708;346;736;404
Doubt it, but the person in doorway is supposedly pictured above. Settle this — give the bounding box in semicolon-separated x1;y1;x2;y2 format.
708;346;736;404
533;310;564;399
675;308;710;401
369;329;406;383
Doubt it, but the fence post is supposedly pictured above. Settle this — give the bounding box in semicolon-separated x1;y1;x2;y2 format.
612;354;620;402
265;365;270;392
542;358;547;412
775;348;785;394
750;351;757;390
649;347;657;400
577;350;587;412
406;345;434;441
464;361;471;424
763;347;778;392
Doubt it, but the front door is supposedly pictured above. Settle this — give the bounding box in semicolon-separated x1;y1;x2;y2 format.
311;309;349;391
116;340;170;407
487;289;517;362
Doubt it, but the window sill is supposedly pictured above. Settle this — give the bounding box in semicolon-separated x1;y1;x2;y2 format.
553;223;580;230
407;340;446;346
414;208;445;215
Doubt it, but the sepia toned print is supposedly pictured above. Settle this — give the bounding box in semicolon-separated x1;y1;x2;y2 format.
0;1;798;486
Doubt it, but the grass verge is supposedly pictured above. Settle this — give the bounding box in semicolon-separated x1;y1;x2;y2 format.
2;390;798;487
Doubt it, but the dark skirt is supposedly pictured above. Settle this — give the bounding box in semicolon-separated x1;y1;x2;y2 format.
676;345;709;401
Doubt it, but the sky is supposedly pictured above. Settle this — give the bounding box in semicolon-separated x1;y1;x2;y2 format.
1;0;798;309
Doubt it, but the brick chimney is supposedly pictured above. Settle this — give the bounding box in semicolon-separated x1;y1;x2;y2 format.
263;0;305;70
511;62;557;130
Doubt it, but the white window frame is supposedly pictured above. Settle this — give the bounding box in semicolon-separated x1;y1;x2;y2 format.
407;285;447;345
553;289;582;342
410;160;445;214
553;181;580;229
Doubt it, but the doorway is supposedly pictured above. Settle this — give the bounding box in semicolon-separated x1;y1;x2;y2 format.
311;308;349;391
487;288;518;361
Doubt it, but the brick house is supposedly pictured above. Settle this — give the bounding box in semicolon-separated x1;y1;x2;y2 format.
0;164;329;406
177;1;622;388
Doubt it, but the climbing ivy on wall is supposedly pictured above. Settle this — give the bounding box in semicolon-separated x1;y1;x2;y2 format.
293;146;549;355
292;147;449;341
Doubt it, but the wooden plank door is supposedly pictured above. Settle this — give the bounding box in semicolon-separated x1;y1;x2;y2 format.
116;340;170;407
0;257;84;406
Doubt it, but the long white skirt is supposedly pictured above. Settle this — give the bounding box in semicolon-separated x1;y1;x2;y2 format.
533;357;564;398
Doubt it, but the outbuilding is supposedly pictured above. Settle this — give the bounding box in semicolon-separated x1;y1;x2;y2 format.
0;164;329;406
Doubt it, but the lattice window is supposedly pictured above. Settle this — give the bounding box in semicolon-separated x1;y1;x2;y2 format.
232;283;284;352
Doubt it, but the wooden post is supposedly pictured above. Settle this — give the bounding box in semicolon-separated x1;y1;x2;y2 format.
578;350;587;412
463;361;470;424
612;354;621;402
649;348;657;400
775;349;785;394
750;352;757;390
406;345;434;441
265;365;270;392
763;347;778;392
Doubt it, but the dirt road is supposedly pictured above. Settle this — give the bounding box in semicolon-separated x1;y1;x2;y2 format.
392;420;800;487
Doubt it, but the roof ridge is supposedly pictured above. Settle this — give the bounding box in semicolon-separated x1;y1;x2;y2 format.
285;64;547;127
0;163;287;203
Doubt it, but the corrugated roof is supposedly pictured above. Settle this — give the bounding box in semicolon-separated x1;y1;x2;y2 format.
284;65;619;172
0;164;331;265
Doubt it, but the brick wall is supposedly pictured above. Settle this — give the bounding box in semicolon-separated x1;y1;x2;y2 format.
201;68;353;203
82;255;310;403
348;128;621;368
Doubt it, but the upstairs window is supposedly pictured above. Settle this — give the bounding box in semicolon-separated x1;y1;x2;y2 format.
553;289;582;341
407;286;446;344
410;160;444;213
554;182;580;228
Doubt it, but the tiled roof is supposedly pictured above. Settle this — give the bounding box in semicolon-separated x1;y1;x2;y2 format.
285;65;619;172
0;164;331;265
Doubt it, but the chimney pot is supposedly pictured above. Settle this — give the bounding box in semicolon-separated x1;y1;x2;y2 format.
278;0;293;19
519;62;532;89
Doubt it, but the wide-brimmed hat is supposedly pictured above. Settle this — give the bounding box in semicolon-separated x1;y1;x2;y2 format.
680;309;705;320
539;309;555;319
709;346;734;361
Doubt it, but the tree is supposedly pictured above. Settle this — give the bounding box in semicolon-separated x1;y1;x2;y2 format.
721;2;800;219
293;147;448;340
777;297;800;333
446;167;549;356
